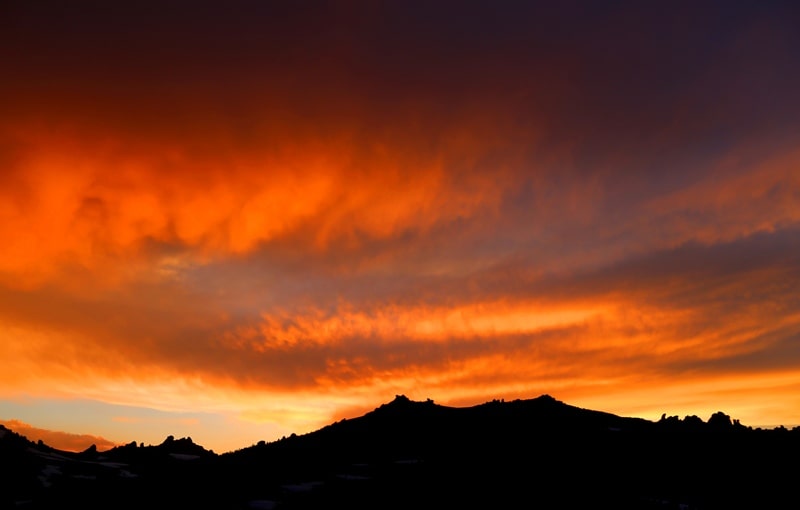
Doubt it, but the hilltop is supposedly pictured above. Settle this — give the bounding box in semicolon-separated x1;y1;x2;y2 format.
2;395;798;509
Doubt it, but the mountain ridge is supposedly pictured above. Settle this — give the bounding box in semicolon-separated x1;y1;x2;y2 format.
2;394;790;456
2;395;799;509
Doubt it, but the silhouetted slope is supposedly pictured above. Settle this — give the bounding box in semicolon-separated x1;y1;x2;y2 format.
0;424;46;508
220;395;800;509
2;396;799;509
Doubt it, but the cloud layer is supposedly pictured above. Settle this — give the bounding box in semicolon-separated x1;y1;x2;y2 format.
1;1;799;451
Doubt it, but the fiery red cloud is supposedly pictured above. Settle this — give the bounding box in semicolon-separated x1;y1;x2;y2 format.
1;1;799;451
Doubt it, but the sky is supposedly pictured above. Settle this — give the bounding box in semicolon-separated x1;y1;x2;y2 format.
1;1;799;453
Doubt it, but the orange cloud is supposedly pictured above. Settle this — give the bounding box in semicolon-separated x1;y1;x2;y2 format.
0;120;519;290
219;300;608;351
646;146;800;247
0;419;121;452
1;221;797;394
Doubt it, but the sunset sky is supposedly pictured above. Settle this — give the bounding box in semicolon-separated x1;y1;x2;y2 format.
1;1;799;453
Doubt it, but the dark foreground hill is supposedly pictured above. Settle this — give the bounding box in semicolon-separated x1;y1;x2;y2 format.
2;395;799;509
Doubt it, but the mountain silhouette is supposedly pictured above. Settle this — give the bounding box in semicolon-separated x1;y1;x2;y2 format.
2;395;798;509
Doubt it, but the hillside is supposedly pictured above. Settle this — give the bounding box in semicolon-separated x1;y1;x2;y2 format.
2;395;798;509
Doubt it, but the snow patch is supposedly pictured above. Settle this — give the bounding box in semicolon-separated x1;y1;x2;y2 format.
336;474;370;481
169;453;201;461
40;465;61;476
38;465;62;488
281;481;324;493
98;461;129;469
248;500;278;510
31;449;70;461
